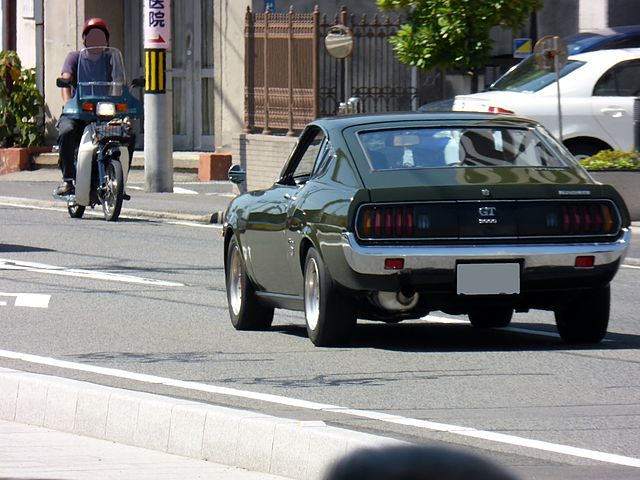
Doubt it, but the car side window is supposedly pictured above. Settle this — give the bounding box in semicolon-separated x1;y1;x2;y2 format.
593;60;640;97
291;129;325;184
312;141;335;178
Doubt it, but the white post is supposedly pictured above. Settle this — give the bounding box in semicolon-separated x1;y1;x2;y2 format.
143;0;173;192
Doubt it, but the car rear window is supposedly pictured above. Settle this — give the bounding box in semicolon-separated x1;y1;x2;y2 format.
358;127;569;170
488;56;585;93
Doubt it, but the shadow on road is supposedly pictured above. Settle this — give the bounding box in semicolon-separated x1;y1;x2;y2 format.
273;322;640;352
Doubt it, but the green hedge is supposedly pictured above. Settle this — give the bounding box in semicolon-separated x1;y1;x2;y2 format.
579;149;640;171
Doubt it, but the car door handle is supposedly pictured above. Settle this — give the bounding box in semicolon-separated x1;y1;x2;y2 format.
284;193;296;201
600;107;625;118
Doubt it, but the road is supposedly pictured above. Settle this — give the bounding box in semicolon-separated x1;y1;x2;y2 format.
1;204;639;479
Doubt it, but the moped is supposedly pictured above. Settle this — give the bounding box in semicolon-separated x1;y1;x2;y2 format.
55;47;142;221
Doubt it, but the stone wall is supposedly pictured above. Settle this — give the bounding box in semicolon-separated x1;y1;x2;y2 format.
233;134;297;192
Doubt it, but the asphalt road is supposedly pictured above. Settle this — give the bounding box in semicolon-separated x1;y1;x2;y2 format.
1;205;639;479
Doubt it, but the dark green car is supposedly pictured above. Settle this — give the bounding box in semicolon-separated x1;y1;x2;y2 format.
223;113;631;347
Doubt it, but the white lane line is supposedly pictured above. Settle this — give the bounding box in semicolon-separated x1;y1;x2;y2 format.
0;259;184;287
172;187;198;195
622;265;640;270
165;220;221;229
0;301;6;306
0;349;638;468
0;293;51;308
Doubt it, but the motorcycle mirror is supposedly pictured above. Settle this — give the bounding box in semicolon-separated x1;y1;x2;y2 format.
56;77;72;88
228;164;246;184
131;77;145;88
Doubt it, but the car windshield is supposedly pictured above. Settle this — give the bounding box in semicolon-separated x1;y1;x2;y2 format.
565;32;605;54
488;56;585;92
76;47;126;99
358;127;569;170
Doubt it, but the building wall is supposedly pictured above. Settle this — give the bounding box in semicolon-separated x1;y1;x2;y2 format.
214;0;251;152
608;0;640;26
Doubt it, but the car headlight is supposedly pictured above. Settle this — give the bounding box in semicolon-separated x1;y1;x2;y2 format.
96;102;116;117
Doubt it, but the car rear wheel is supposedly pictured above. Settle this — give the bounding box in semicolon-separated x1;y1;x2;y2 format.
468;308;513;328
225;236;274;330
554;286;610;344
304;247;356;347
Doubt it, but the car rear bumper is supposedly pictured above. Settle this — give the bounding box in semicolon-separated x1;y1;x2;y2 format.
341;229;631;275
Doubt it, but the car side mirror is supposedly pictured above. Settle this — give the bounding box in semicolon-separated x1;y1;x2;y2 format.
228;164;246;184
56;77;72;88
131;77;145;88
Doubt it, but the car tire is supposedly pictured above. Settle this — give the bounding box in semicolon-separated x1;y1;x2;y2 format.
566;142;604;160
225;236;274;330
303;247;356;347
468;308;513;328
554;286;610;344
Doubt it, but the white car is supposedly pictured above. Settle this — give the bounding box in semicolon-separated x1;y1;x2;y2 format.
453;48;640;157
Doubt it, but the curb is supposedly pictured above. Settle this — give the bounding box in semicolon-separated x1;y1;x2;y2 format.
0;367;403;479
0;196;224;225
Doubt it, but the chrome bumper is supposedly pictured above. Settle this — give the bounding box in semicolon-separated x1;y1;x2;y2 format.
341;229;631;275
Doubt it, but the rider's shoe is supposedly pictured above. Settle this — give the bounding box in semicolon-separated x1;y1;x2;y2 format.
123;192;131;201
55;181;75;196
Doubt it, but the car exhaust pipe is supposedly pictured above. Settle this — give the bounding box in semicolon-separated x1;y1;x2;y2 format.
374;290;419;312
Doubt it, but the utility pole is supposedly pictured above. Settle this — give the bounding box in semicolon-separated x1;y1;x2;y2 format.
143;0;173;192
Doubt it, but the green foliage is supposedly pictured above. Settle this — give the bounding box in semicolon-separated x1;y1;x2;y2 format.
579;150;640;170
377;0;542;74
0;50;44;148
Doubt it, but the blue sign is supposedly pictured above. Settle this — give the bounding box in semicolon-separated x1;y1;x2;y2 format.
264;0;275;13
513;38;532;58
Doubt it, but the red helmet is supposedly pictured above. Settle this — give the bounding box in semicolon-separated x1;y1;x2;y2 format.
82;18;109;41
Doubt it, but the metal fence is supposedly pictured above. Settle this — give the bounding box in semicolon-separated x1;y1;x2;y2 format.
245;6;445;134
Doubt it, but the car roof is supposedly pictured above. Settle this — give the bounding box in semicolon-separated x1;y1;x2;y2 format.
311;112;541;130
568;47;640;62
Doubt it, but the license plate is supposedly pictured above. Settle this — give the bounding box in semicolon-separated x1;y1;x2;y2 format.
457;263;520;295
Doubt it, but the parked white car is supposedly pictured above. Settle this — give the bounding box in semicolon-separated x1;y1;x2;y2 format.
453;48;640;157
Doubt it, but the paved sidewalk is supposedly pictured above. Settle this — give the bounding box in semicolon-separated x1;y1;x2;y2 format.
0;167;236;224
0;420;290;480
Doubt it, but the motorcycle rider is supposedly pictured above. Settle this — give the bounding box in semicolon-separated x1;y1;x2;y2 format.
55;18;134;196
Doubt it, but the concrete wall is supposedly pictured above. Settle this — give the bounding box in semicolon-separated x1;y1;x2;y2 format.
233;134;297;191
214;0;251;152
15;0;36;68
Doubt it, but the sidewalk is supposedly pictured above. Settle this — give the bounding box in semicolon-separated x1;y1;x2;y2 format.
0;166;236;224
0;420;290;480
0;367;401;480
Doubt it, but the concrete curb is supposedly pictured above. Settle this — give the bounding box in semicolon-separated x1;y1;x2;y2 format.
0;367;404;479
0;196;224;225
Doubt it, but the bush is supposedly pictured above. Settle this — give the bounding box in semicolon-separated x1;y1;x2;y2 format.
579;149;640;171
0;50;44;147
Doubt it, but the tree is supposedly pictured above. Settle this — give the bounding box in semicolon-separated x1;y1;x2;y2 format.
377;0;542;92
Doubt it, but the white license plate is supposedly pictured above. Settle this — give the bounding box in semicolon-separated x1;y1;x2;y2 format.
456;263;520;295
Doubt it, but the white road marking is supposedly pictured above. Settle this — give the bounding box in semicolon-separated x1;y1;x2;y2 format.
0;301;6;306
0;293;51;308
165;220;221;229
0;259;184;287
622;265;640;270
0;349;638;467
172;187;198;195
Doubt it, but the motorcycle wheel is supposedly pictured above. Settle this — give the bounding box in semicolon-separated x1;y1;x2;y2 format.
67;203;85;219
102;160;124;222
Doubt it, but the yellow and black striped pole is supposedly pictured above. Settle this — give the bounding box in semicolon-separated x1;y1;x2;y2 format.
144;49;166;93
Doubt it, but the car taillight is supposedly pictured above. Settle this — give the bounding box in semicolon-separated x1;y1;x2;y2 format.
488;106;514;114
360;206;415;238
560;203;617;234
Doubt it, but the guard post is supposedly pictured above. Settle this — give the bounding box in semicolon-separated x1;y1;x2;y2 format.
143;0;173;192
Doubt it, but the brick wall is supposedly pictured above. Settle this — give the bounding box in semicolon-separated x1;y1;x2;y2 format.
233;134;298;191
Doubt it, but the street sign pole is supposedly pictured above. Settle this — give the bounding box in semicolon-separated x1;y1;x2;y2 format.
143;0;173;192
554;37;563;142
